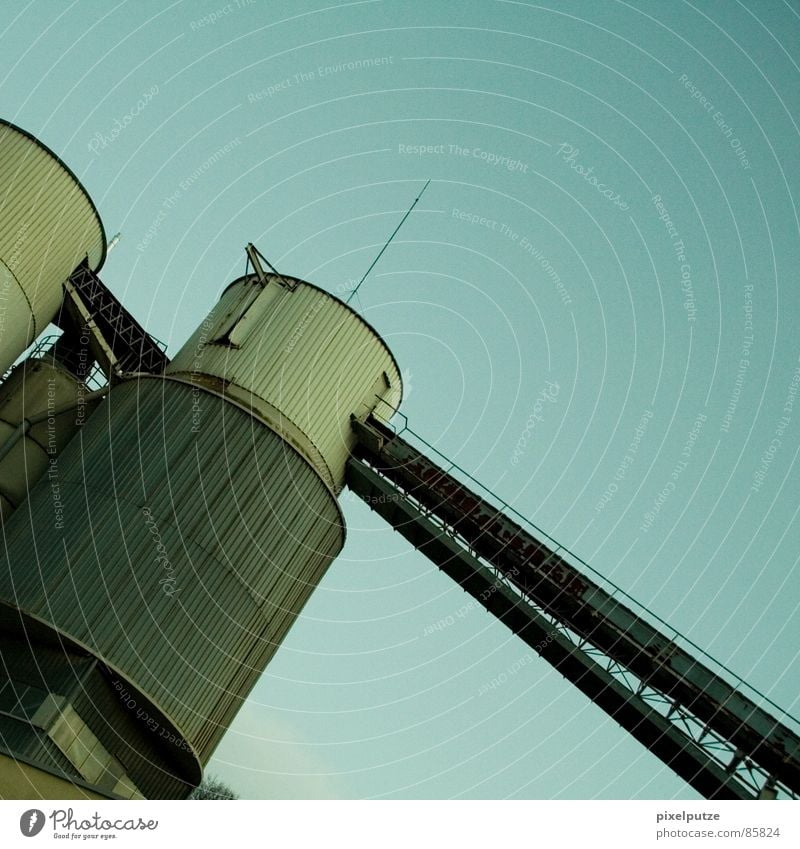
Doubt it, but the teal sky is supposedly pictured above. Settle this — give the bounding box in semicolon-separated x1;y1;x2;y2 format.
3;0;799;799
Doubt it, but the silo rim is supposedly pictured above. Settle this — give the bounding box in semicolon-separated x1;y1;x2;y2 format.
220;272;404;410
0;119;108;271
0;600;202;788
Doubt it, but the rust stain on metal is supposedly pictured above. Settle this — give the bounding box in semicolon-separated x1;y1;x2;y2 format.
379;452;590;599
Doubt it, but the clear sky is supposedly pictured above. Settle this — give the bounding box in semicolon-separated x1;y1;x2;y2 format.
3;0;799;799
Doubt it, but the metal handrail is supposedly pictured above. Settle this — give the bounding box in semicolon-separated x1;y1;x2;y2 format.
370;402;800;730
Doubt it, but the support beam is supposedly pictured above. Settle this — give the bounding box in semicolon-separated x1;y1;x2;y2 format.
348;415;800;799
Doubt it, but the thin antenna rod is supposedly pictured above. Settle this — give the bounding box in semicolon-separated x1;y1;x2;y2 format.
346;179;431;305
245;242;296;290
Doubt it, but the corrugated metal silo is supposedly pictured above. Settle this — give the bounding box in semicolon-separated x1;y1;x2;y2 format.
0;271;402;797
0;337;102;518
165;274;403;489
0;120;105;375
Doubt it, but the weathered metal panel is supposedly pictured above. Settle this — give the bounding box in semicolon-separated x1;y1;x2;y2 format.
0;377;344;766
0;715;76;778
0;121;105;373
67;667;193;799
0;358;94;517
166;274;402;490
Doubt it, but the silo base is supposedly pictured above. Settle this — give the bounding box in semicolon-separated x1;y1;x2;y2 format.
0;751;113;800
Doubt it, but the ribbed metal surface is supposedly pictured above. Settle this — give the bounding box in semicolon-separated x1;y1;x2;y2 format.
0;359;93;517
166;274;403;490
67;665;192;799
0;716;75;777
0;121;105;373
0;613;197;799
0;377;343;765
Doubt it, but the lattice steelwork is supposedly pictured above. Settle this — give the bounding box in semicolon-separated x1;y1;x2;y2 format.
65;261;169;376
347;415;800;801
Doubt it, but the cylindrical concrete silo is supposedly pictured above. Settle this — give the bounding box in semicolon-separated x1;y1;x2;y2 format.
0;272;402;798
0;120;106;375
